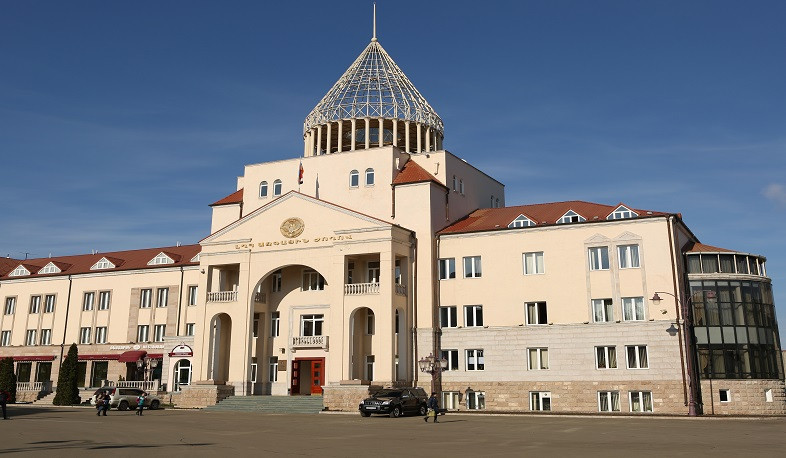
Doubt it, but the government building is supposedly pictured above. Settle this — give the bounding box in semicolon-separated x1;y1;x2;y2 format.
1;22;783;416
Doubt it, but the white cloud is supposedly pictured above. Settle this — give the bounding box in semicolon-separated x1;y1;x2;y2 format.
763;184;786;207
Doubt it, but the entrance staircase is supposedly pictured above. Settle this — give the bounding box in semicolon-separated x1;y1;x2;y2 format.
32;392;56;405
205;395;324;414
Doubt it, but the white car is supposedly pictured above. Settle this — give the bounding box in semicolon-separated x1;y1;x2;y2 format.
90;387;161;411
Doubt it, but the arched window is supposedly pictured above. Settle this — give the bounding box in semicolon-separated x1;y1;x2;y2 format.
349;170;359;188
365;168;375;186
173;359;192;391
495;198;500;208
273;179;282;196
452;175;457;191
259;181;268;198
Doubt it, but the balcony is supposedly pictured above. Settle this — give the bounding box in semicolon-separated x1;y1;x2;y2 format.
103;379;160;391
395;283;407;296
207;291;238;303
17;381;52;392
254;292;267;303
291;335;329;350
345;282;380;295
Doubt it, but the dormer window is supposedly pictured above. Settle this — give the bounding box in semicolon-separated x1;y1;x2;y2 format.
38;263;61;275
90;257;116;270
509;215;536;228
148;253;175;266
557;210;586;224
190;253;201;263
608;205;638;220
10;265;30;277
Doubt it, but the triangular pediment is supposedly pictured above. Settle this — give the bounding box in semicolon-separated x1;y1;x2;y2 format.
201;191;393;246
613;231;642;242
585;233;611;244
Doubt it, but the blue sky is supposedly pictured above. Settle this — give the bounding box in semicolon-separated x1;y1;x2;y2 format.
2;1;785;332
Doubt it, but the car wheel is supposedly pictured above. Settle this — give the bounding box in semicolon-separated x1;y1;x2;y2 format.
118;401;129;411
419;404;427;416
360;411;371;417
150;400;160;410
389;406;401;418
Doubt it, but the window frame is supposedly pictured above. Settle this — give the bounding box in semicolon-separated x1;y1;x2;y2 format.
301;269;325;291
719;389;731;403
595;346;617;369
29;295;41;314
80;327;91;344
529;391;552;411
365;168;375;186
439;306;457;328
95;326;107;344
465;349;485;371
156;288;169;308
98;291;111;310
137;325;149;342
154;324;166;342
464;305;483;327
259;181;268;198
0;331;11;346
271;311;280;337
598;391;621;412
40;328;52;345
349;170;359;188
44;295;55;313
523;252;545;275
271;270;282;292
269;357;279;382
625;345;649;369
140;289;152;308
440;349;459;371
527;347;549;370
618;244;640;269
273;179;282;196
185;323;195;337
592;298;614;323
525;301;548;325
25;329;37;346
300;314;324;337
629;391;653;412
589;246;610;271
438;258;456;280
463;256;482;278
3;297;15;315
82;292;95;311
622;297;645;321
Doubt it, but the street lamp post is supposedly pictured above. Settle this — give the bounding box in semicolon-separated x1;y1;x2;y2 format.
418;353;448;393
651;291;700;416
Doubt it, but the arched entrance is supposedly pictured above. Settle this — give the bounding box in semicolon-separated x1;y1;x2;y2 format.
209;313;232;382
349;307;375;381
173;359;192;391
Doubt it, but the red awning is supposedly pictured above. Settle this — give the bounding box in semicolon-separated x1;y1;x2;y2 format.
147;354;163;359
12;355;56;362
79;354;120;361
117;350;147;363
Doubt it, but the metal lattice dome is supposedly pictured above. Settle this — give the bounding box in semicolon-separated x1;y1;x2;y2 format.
303;39;443;136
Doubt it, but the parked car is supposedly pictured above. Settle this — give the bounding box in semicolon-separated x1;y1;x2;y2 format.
90;387;161;411
359;387;428;418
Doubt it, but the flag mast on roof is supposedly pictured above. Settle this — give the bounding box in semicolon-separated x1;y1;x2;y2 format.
372;3;377;42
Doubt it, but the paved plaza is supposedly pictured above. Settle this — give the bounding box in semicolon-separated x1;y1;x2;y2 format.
1;406;784;457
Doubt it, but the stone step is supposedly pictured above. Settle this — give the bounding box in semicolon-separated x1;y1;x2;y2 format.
204;395;324;414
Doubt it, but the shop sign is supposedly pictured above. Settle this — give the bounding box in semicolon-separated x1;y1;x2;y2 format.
169;343;193;357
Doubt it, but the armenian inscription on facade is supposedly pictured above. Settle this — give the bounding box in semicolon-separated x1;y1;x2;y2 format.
235;234;353;250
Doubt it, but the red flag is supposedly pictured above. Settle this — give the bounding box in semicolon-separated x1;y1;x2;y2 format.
298;161;304;185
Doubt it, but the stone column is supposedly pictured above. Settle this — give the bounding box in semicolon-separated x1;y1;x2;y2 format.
337;121;343;153
425;126;431;152
416;123;422;153
404;121;410;153
303;132;309;157
351;119;357;151
364;118;371;149
378;118;384;147
392;120;398;148
316;125;323;155
326;122;332;155
437;133;443;150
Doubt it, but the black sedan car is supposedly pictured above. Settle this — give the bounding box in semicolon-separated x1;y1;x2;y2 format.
359;387;429;418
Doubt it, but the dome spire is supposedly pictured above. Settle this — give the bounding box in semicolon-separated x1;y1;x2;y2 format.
372;3;377;42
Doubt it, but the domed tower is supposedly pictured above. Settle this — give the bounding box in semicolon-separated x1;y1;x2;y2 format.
303;9;443;156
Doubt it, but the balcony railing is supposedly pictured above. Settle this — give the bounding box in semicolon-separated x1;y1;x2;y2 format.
395;283;407;296
291;335;329;349
345;282;380;295
103;380;160;391
17;381;52;391
207;291;238;303
254;292;267;303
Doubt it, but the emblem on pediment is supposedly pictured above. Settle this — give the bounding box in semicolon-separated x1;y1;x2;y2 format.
280;217;305;238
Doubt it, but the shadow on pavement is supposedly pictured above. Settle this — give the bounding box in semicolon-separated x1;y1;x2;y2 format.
0;440;214;454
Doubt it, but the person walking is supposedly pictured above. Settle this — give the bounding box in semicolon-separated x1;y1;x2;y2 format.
425;392;439;423
95;392;104;416
136;392;146;416
101;391;110;416
0;389;9;420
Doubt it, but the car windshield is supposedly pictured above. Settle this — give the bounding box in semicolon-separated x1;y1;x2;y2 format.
374;390;402;397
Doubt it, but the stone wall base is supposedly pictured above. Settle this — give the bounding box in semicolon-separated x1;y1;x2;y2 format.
173;382;235;408
699;379;786;415
323;384;374;411
15;390;49;403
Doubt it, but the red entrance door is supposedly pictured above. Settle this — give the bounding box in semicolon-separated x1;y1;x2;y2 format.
291;358;325;395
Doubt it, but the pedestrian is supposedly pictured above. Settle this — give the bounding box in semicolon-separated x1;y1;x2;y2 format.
425;392;439;423
101;391;110;416
136;392;146;416
95;392;104;416
0;389;9;420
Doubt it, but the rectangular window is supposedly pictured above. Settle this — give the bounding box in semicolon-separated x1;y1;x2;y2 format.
523;252;545;275
0;331;11;346
302;270;325;291
269;357;279;382
592;298;614;322
598;391;620;412
463;256;482;278
4;297;15;315
185;323;195;336
44;295;55;313
188;286;198;306
25;329;37;346
618;244;640;268
466;349;485;371
83;292;95;311
528;347;549;370
98;291;111;310
622;297;645;321
156;288;169;307
719;389;731;403
464;305;483;327
137;325;149;342
629;391;653;412
596;346;617;369
367;261;380;283
626;345;649;369
439;306;457;328
40;329;52;345
80;327;91;344
140;289;152;308
365;355;374;380
467;391;485;410
271;270;282;292
589;247;610;271
250;362;258;384
442;391;460;410
271;312;280;337
530;392;551;411
154;324;166;342
252;313;260;338
440;349;459;371
366;313;375;335
300;314;324;337
525;302;548;325
95;327;107;344
30;296;41;314
438;258;456;280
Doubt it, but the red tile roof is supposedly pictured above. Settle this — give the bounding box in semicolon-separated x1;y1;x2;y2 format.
210;188;244;207
392;161;445;188
439;201;673;235
0;258;20;276
683;242;735;253
0;244;201;279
